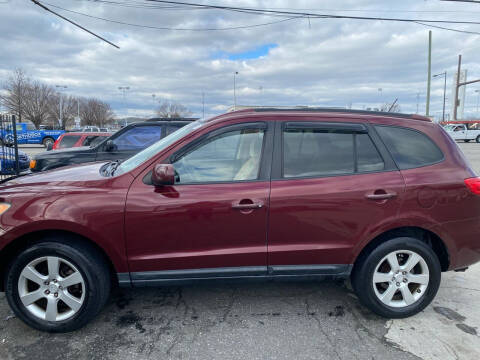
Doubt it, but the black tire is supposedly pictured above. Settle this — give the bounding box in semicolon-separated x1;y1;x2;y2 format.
4;238;111;332
42;137;54;148
477;136;480;143
352;237;441;318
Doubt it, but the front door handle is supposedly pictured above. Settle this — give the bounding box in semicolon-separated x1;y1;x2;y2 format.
365;191;397;200
232;200;264;210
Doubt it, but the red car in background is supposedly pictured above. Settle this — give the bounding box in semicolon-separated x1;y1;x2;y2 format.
52;132;111;150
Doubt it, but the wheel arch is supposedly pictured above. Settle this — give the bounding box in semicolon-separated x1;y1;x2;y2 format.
0;229;118;292
352;226;450;275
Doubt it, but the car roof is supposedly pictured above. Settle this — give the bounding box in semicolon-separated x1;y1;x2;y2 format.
207;107;432;124
63;132;111;136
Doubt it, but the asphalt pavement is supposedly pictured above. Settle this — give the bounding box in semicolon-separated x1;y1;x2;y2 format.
0;142;479;360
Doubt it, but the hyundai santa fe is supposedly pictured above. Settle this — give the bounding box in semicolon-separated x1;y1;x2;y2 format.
0;108;479;333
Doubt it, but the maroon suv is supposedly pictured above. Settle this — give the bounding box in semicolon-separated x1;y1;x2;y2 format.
1;108;479;332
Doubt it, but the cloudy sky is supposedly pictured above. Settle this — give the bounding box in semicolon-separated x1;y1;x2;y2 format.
1;0;480;120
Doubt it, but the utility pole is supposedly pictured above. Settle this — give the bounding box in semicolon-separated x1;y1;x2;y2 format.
233;71;238;111
426;31;432;117
55;85;68;129
433;71;447;122
453;55;480;120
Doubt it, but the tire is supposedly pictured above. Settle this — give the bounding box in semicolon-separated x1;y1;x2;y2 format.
352;237;441;318
476;136;480;143
42;137;54;148
4;238;111;333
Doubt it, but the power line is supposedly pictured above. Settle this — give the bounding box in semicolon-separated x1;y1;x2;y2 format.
414;21;480;35
78;0;480;13
440;0;480;3
30;0;120;48
43;2;303;31
145;0;480;25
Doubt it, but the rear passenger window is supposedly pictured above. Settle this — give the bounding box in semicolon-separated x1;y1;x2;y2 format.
59;135;80;149
357;133;384;172
375;126;443;169
283;126;385;178
283;130;354;178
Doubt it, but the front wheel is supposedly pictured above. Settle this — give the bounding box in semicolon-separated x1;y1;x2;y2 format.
352;237;441;318
476;136;480;143
5;239;111;332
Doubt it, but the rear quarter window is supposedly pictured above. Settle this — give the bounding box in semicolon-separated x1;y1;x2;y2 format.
59;135;80;149
375;125;444;170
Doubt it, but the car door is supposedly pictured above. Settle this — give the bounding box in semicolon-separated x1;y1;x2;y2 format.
452;125;466;140
124;121;273;283
267;120;405;275
96;125;163;162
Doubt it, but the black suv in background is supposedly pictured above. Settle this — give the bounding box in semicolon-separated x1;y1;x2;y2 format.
30;118;195;172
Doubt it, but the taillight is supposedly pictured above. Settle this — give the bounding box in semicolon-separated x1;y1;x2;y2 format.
464;177;480;195
52;139;59;150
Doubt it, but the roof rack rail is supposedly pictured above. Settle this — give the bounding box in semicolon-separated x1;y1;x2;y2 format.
252;107;431;121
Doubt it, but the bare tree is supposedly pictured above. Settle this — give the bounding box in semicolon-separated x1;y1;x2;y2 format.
0;69;29;122
380;102;401;113
156;100;192;118
22;81;55;129
47;93;78;130
80;98;115;127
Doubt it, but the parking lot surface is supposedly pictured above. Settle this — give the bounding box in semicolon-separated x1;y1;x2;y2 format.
1;142;479;360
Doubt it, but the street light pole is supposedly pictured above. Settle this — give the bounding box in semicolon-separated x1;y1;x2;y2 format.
233;71;239;111
55;85;68;129
433;71;447;122
475;90;480;116
118;86;130;125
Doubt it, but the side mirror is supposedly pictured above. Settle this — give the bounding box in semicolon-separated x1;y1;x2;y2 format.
105;139;115;152
152;164;175;186
46;143;53;151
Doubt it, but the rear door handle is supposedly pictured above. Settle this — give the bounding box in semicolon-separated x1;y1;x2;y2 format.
232;200;264;210
365;191;397;200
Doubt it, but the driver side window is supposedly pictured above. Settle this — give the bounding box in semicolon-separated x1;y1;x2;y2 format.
173;128;265;184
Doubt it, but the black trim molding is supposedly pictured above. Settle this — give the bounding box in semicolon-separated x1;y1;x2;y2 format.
118;265;352;288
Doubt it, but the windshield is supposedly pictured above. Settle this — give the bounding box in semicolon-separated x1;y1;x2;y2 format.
115;120;206;176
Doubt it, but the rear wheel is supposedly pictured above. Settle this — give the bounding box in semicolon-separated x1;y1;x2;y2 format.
5;239;111;332
42;137;54;148
352;237;441;318
476;136;480;143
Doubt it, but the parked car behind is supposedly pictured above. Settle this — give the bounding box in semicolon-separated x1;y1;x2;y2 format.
1;108;479;332
51;132;111;150
0;148;30;175
444;123;480;142
30;119;193;172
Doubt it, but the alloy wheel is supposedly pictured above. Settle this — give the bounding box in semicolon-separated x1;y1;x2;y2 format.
17;256;86;322
372;250;429;308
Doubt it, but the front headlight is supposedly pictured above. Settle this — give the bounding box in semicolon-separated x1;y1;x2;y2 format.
0;203;11;215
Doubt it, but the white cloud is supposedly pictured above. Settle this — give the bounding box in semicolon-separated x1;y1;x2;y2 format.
0;0;479;120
